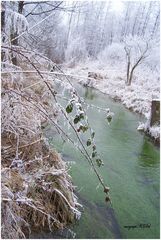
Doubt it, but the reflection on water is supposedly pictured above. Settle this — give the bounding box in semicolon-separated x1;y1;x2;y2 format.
138;137;159;168
71;192;122;239
84;88;96;100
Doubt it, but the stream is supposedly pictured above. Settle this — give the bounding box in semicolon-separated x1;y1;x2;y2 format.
43;83;159;239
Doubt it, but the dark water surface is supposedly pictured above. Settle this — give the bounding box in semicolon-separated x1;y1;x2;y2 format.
44;84;160;239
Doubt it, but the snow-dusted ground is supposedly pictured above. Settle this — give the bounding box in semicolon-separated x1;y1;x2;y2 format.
64;61;160;141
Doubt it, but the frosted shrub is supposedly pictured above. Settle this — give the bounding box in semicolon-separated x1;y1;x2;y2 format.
98;43;125;66
1;59;82;238
65;37;88;66
144;45;160;73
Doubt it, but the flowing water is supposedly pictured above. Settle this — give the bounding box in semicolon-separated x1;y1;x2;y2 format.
44;84;159;239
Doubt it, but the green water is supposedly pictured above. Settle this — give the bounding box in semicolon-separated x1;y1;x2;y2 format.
46;85;160;239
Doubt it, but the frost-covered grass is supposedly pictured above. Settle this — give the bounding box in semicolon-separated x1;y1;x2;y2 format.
65;60;160;141
148;126;160;139
1;54;82;238
137;121;160;141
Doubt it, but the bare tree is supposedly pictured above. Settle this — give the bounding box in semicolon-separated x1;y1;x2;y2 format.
124;39;149;86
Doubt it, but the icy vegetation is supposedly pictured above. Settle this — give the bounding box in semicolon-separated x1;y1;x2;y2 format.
1;55;82;238
2;9;28;42
138;122;160;140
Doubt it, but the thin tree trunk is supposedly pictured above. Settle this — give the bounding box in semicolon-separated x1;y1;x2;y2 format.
66;3;75;47
18;1;24;13
137;4;146;36
121;2;130;40
127;53;146;85
1;5;6;62
132;3;141;36
127;60;130;85
128;68;134;85
151;10;160;39
142;2;152;37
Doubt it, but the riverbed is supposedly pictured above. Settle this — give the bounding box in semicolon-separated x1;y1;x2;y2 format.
45;83;159;239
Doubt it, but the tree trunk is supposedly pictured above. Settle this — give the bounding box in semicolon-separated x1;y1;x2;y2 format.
18;1;24;14
151;10;160;39
128;68;134;86
137;3;146;36
141;2;152;37
132;3;141;36
126;60;130;85
66;3;74;47
11;33;18;65
1;9;5;63
150;100;160;126
11;1;24;65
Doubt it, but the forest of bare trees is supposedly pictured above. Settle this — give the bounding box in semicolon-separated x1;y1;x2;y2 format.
2;1;160;63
